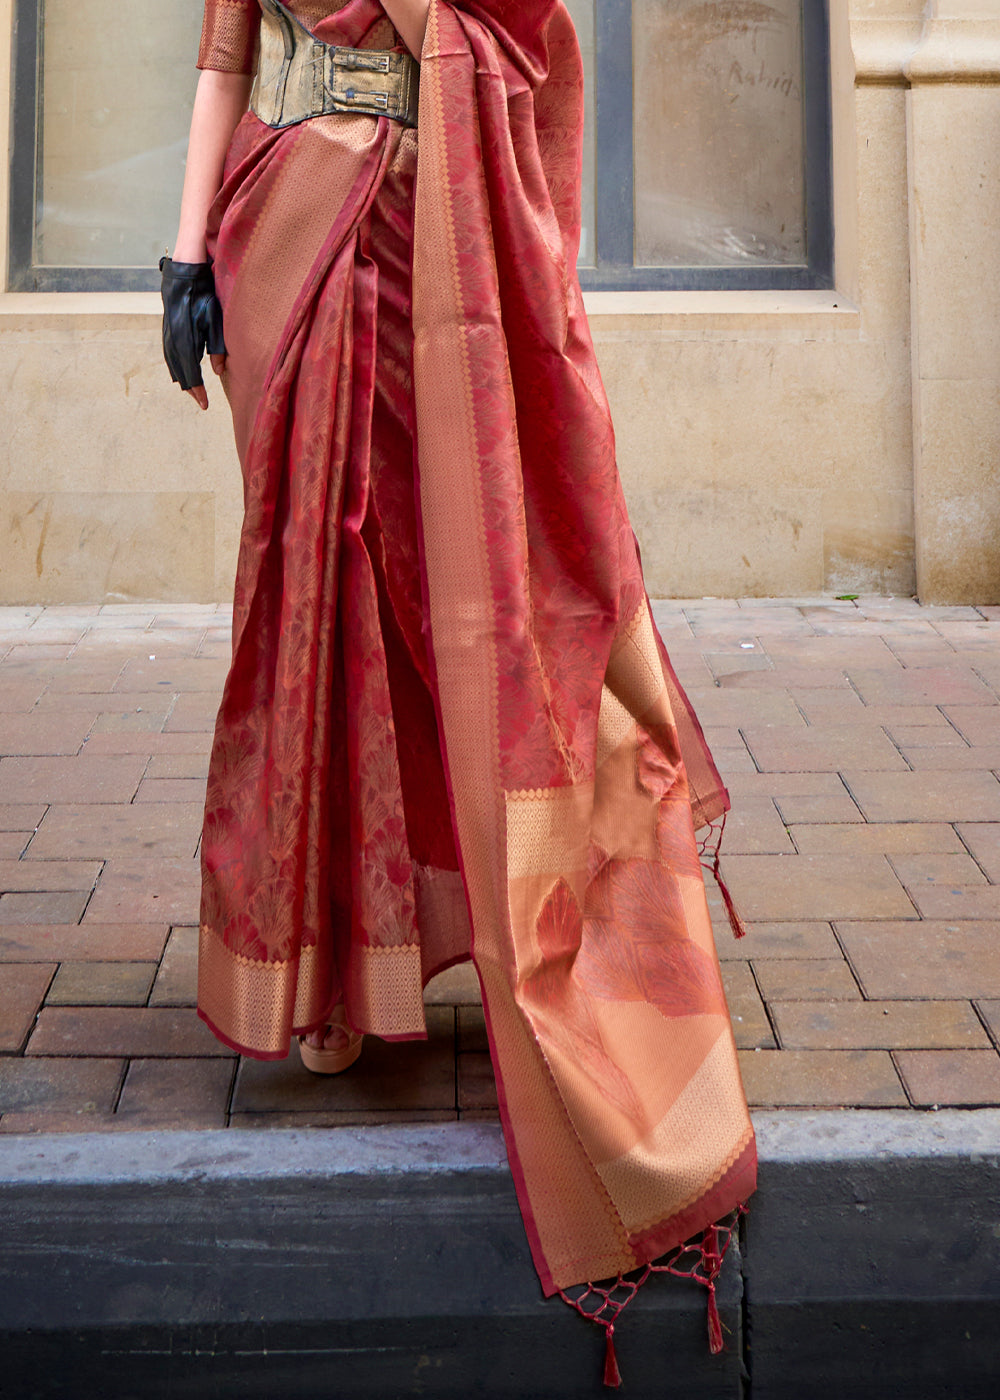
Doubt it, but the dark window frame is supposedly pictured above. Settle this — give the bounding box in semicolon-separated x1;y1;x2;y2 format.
8;0;832;294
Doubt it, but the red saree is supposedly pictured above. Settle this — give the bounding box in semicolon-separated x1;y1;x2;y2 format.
198;0;756;1321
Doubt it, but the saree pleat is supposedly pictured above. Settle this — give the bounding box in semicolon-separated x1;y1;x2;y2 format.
199;0;756;1295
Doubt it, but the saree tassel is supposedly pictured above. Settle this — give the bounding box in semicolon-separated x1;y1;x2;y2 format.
699;1224;726;1353
699;813;747;939
706;1282;724;1355
653;1207;748;1355
560;1208;747;1383
603;1324;623;1389
558;1276;643;1389
714;860;747;940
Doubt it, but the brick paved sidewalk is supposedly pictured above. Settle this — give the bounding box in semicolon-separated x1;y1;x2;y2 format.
1;597;998;1133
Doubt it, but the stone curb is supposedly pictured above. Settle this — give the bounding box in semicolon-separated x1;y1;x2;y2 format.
1;1111;998;1399
3;1108;998;1182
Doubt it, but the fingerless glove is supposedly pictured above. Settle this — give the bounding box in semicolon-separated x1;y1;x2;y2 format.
160;256;226;391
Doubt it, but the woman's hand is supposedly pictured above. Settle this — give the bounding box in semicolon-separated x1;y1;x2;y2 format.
186;357;226;413
160;257;228;411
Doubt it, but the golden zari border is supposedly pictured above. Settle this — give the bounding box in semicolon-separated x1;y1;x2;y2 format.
594;1033;754;1234
198;929;323;1056
354;943;426;1037
607;603;674;721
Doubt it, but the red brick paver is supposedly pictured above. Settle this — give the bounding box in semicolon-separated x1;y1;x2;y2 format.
0;1057;124;1120
26;1007;233;1058
116;1059;235;1128
835;922;1000;999
752;959;862;1001
720;853;916;921
83;858;201;924
719;963;775;1049
149;927;198;1006
737;1049;908;1108
790;823;965;855
0;964;56;1051
977;1000;1000;1046
458;1054;499;1113
45;962;156;1007
0;922;169;962
0;891;91;924
0;755;147;804
894;1050;1000;1106
27;803;202;860
2;597;1000;1130
769;999;989;1050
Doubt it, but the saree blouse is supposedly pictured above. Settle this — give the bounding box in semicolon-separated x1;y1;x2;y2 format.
198;1;352;73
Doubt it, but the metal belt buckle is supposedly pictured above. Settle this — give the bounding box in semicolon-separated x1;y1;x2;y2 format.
324;46;414;125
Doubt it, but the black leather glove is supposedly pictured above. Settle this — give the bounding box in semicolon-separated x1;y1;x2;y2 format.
159;256;226;392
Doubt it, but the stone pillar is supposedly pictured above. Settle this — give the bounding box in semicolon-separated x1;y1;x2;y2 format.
906;2;1000;602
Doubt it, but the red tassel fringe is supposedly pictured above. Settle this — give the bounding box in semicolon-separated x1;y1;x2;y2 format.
699;813;747;939
706;1284;724;1355
602;1325;622;1388
699;1224;725;1353
559;1204;748;1387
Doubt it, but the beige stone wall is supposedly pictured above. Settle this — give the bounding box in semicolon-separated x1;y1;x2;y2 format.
1;1;998;603
905;3;1000;603
0;298;241;603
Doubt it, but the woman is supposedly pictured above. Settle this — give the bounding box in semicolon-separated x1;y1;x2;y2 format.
163;0;756;1381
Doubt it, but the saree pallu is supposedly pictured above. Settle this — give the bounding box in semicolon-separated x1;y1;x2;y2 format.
201;0;756;1302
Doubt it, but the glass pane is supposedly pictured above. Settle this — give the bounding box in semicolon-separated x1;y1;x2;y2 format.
36;0;202;268
564;0;596;267
633;0;805;268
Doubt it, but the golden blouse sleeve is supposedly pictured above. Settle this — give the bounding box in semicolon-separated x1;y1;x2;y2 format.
197;0;261;74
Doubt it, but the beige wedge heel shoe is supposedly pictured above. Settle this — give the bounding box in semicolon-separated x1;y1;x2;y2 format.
297;1004;364;1075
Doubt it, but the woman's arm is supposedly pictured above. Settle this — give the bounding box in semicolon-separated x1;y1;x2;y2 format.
380;0;431;59
172;68;252;408
174;68;252;262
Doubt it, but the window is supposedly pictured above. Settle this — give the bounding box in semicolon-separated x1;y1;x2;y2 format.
574;0;833;290
7;0;832;293
8;0;202;291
